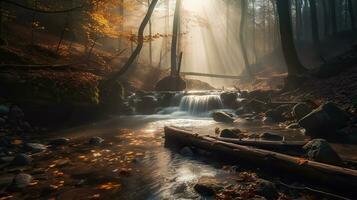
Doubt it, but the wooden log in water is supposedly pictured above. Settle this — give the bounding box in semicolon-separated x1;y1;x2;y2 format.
211;136;307;155
164;126;357;197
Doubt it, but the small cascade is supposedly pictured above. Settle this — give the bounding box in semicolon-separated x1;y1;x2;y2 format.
179;95;223;115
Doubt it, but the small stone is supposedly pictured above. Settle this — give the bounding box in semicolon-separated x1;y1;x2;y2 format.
11;173;33;189
194;178;217;196
11;154;32;166
180;146;193;157
89;137;104;146
219;128;241;139
255;179;278;200
49;138;70;146
303;139;343;165
25;143;47;153
259;132;284;141
0;156;14;164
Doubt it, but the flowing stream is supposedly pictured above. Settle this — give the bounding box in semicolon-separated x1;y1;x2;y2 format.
47;92;356;199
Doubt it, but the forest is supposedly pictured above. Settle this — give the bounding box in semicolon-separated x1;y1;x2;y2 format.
0;0;356;199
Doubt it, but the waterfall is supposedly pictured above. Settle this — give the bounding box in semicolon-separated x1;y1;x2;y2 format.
179;95;223;115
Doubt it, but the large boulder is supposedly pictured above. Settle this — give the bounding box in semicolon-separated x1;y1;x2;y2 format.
212;112;235;123
155;76;186;91
220;92;238;108
303;139;343;165
298;102;349;138
136;96;158;114
265;105;291;122
292;103;314;120
244;99;268;113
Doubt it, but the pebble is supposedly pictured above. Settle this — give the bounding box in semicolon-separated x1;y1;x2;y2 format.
89;137;104;146
11;153;32;166
11;173;33;189
49;138;70;146
25;143;47;153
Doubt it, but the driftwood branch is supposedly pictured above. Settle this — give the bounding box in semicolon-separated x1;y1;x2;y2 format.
164;126;357;197
2;0;83;14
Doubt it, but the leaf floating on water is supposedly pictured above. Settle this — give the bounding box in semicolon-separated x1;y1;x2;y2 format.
11;139;23;145
0;195;13;200
91;194;101;199
97;182;121;190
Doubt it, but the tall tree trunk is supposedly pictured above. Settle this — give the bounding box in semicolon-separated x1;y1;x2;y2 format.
0;1;2;38
252;0;257;64
330;0;337;35
148;0;153;66
171;0;181;77
240;0;252;77
348;0;356;31
322;0;330;37
118;0;124;50
308;0;319;46
295;0;303;41
111;0;159;80
276;0;307;76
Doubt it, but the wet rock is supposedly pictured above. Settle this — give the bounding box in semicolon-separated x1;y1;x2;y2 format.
259;132;284;141
298;102;349;138
11;173;33;189
220;128;242;139
0;117;6;126
180;146;194;157
9;105;24;120
49;138;70;146
244;99;268;113
25;143;47;153
220;92;238;108
89;136;104;146
303;139;343;165
11;154;32;166
0;156;14;164
255;179;278;200
136;96;158;114
292;103;314;120
158;92;174;107
194;178;217;196
0;105;9;116
212;111;235;123
266;105;291;122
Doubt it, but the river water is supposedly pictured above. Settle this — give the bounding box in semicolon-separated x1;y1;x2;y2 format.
44;93;355;200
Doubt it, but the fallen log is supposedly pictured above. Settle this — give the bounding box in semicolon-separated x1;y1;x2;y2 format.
164;126;357;197
211;136;307;155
